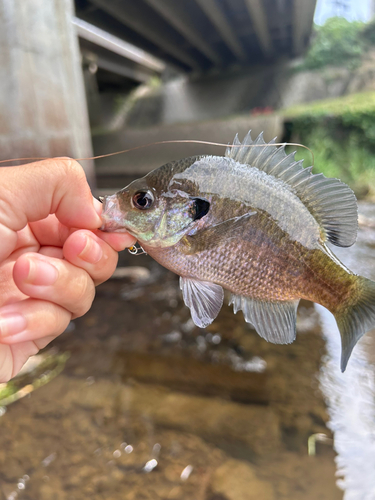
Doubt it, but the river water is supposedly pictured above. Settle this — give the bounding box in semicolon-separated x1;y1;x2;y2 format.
0;204;374;500
318;202;375;500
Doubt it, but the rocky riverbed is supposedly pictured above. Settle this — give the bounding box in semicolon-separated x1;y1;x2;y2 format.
0;247;342;500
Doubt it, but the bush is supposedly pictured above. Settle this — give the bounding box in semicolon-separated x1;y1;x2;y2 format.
288;127;375;198
300;17;365;70
361;19;375;46
283;92;375;198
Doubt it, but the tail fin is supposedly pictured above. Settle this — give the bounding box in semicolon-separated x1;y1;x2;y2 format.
334;276;375;372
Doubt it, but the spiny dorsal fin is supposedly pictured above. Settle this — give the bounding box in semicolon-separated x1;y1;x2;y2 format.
226;131;358;247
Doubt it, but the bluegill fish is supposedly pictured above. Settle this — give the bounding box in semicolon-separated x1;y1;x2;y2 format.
100;132;375;371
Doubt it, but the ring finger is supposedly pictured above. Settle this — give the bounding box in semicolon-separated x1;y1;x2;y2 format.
12;252;96;318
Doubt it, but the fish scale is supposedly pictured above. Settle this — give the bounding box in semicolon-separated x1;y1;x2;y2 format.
146;214;315;302
101;131;375;371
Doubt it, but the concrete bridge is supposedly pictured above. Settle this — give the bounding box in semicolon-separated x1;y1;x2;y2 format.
73;0;318;188
75;0;317;83
0;0;317;188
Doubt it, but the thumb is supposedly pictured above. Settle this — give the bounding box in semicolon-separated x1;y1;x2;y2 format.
0;158;102;261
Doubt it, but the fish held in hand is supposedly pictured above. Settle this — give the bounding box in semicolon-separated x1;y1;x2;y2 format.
100;131;375;371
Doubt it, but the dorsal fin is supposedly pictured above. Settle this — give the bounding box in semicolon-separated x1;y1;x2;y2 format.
226;131;358;247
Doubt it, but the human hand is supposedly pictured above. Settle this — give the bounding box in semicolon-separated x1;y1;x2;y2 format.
0;158;136;382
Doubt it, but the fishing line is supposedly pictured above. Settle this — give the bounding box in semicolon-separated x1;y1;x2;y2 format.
0;140;314;166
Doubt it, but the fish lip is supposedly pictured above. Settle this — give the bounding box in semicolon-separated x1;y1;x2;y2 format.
100;194;129;232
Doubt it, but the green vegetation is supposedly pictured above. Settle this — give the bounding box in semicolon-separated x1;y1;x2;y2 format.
286;17;375;198
362;19;375;46
298;17;375;71
283;92;375;120
283;92;375;198
301;17;365;70
0;352;69;408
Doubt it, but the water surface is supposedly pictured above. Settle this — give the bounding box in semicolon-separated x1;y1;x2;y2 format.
318;202;375;500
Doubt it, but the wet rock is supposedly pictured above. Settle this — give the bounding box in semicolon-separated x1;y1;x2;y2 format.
69;453;85;465
56;377;280;456
162;464;179;483
92;474;111;492
0;249;343;500
66;474;82;488
110;467;126;482
167;486;183;498
114;350;268;404
76;464;97;479
146;390;280;456
262;451;342;500
40;480;65;500
211;459;275;500
111;266;151;281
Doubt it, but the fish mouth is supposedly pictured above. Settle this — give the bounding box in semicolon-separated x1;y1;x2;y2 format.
100;194;129;232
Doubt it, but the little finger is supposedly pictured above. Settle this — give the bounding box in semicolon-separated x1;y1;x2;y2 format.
0;298;71;344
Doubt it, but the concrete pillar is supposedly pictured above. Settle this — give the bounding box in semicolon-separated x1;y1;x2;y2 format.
0;0;95;186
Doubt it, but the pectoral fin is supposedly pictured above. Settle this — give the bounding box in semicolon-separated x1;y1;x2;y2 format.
229;294;299;344
180;277;224;328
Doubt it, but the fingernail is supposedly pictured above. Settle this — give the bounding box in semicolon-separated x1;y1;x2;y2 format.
26;258;58;286
0;313;27;338
78;235;103;264
93;197;103;216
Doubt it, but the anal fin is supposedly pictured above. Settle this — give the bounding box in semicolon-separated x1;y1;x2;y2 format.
229;294;299;344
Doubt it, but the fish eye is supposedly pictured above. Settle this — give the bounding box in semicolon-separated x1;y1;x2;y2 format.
132;190;154;210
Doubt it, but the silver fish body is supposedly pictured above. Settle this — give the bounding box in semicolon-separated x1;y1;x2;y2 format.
101;132;375;371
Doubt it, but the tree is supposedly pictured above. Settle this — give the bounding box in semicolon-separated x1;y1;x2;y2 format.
302;17;364;70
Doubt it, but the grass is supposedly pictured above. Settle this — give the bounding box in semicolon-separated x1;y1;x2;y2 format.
282;92;375;199
282;91;375;120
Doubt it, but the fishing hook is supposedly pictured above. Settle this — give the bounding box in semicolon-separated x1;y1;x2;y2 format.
128;244;147;256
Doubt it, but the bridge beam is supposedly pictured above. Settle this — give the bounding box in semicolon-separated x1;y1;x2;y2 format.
73;17;165;73
144;0;223;66
293;0;316;56
194;0;247;61
93;56;153;83
244;0;273;57
89;0;201;70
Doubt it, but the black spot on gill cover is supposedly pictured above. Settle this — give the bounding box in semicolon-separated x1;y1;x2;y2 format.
192;198;210;221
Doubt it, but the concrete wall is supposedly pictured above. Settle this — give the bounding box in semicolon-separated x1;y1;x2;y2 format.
94;114;283;183
118;58;375;131
93;49;375;185
126;64;291;128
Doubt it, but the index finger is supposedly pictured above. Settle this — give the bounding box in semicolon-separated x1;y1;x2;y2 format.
0;158;102;261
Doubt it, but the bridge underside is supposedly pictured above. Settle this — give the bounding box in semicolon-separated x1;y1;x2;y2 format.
75;0;317;77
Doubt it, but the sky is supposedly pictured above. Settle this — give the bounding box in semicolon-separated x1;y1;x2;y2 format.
314;0;373;24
